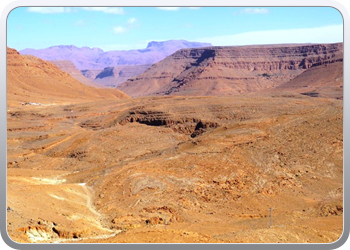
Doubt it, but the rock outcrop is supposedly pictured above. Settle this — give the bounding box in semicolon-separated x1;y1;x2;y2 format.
117;43;343;97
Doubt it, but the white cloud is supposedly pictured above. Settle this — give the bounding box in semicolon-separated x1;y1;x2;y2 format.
112;17;139;35
240;8;270;14
196;25;343;46
27;7;71;14
113;26;128;34
81;7;124;14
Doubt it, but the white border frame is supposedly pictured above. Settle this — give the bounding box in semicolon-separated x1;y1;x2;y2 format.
1;1;348;249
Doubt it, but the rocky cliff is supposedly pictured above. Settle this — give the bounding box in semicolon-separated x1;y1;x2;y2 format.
117;43;343;97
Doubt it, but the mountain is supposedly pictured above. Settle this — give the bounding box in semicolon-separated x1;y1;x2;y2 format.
7;47;129;106
19;40;212;70
20;45;104;70
95;40;212;68
117;43;343;97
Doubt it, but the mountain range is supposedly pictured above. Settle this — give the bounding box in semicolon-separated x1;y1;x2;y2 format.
14;42;343;100
20;40;212;87
20;40;212;70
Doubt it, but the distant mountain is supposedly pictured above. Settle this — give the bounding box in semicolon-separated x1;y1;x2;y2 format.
20;45;104;70
19;40;212;70
95;40;212;68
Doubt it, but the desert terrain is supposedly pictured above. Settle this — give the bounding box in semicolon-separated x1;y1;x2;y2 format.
6;44;343;244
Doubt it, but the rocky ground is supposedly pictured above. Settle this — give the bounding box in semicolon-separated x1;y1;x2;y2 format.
7;94;343;243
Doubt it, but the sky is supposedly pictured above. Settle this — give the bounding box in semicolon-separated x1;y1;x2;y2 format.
7;7;343;51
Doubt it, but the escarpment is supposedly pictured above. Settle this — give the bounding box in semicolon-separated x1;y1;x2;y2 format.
117;43;343;97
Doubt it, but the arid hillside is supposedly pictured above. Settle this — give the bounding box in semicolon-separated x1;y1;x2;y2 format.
118;43;343;97
7;48;129;106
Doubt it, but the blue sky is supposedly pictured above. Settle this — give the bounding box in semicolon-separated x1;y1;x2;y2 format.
7;7;343;51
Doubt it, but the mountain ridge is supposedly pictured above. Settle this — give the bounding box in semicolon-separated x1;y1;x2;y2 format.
19;40;213;70
117;43;343;97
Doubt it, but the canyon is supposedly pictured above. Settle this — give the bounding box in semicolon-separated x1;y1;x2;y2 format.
7;43;343;244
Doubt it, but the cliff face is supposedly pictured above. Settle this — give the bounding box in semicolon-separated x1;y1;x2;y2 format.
117;43;343;97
